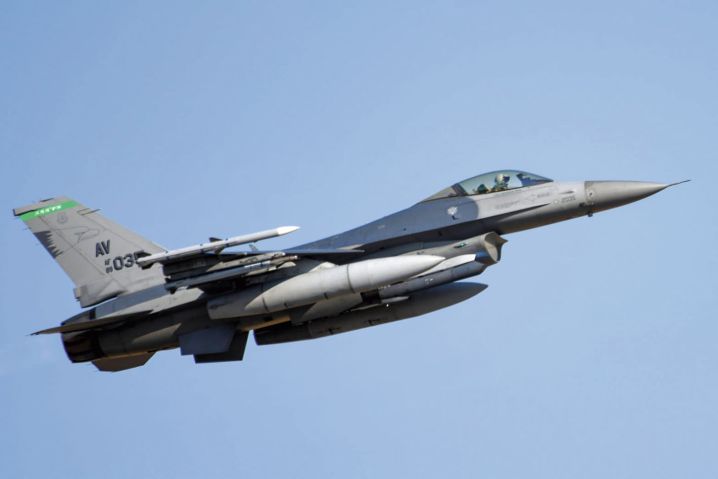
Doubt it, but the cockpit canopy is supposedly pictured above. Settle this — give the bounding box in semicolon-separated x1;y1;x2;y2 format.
421;170;552;202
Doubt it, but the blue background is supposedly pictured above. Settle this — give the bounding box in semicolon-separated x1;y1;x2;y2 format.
2;2;716;477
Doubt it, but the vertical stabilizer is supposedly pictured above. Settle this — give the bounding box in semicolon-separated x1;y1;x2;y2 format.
14;197;165;307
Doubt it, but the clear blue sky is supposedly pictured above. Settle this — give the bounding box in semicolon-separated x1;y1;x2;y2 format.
2;1;716;478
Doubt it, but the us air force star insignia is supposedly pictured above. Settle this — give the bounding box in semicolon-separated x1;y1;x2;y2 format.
447;206;458;216
57;212;68;224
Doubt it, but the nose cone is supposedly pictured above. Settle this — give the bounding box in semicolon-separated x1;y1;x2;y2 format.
585;181;671;212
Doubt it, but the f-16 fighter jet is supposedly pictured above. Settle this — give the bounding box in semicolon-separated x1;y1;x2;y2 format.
14;170;685;371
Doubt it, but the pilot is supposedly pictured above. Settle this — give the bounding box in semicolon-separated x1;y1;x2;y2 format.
492;173;510;192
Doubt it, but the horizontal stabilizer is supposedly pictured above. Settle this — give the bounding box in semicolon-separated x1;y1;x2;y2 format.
32;310;150;335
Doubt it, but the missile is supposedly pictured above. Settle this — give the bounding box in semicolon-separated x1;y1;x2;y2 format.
254;282;487;345
207;255;444;319
136;226;300;268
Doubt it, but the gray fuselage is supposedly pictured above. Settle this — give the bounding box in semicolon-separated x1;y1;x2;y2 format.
19;172;674;370
299;180;589;257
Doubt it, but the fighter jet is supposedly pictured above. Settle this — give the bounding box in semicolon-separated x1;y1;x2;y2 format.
13;170;685;371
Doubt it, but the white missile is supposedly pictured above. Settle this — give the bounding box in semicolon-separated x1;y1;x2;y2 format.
207;255;444;319
136;226;300;268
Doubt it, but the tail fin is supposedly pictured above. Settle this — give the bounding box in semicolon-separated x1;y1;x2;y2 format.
14;197;166;307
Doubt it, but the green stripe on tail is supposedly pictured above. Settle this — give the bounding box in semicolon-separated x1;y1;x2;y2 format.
19;200;78;222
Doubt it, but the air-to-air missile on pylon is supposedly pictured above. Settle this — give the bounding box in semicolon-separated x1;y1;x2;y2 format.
14;170;686;371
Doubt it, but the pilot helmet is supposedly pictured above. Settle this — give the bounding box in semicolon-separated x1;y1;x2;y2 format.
495;173;510;184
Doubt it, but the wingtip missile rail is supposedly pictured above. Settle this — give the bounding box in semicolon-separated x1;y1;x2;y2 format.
136;226;300;269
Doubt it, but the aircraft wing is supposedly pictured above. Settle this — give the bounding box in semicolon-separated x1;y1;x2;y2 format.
163;249;365;291
32;310;151;335
33;226;367;334
215;248;365;262
132;226;365;293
